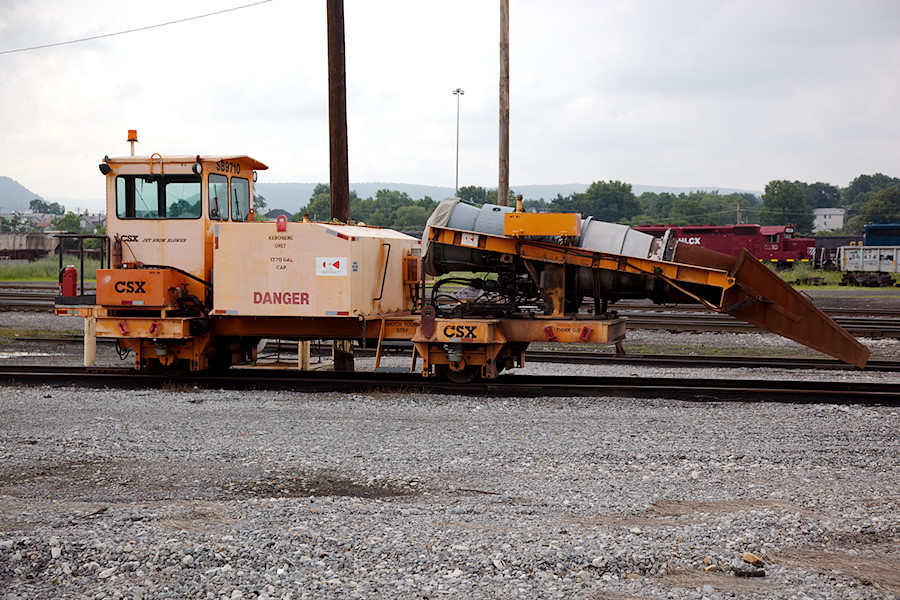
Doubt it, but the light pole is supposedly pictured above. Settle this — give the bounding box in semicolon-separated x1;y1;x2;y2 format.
453;88;464;196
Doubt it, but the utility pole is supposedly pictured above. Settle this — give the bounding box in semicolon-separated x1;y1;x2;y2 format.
453;88;464;196
498;0;510;206
326;0;353;371
327;0;350;224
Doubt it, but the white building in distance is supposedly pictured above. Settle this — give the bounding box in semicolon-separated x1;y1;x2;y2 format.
813;208;846;233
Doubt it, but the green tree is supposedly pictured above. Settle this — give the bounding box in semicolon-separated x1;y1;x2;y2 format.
669;194;710;225
485;188;516;206
1;214;28;233
522;198;548;212
30;199;49;213
295;184;360;222
31;199;66;215
846;185;900;233
458;186;488;204
795;181;841;209
553;180;639;223
393;206;430;230
758;180;814;233
51;212;83;233
253;194;268;210
842;173;900;208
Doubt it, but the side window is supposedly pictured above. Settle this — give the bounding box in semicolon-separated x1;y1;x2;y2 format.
208;174;228;220
230;177;250;222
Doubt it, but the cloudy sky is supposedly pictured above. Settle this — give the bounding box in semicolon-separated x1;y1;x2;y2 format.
1;0;899;212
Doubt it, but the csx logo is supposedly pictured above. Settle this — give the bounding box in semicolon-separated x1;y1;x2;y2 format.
119;235;139;242
442;325;477;339
114;280;147;294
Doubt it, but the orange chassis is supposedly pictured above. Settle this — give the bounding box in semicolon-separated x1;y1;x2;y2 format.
56;304;625;379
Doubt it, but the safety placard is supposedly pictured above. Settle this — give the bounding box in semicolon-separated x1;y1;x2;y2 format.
316;257;348;276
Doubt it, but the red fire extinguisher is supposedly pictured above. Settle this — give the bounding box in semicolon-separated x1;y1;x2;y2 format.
59;265;77;297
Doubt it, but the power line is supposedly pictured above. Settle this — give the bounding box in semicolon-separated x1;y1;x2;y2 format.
0;0;273;56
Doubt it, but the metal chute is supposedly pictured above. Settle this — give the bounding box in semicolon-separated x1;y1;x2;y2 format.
423;199;870;368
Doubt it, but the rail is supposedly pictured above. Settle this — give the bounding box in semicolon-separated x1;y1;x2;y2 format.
0;365;897;403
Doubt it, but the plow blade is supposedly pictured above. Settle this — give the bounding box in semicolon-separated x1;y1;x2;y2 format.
675;246;870;368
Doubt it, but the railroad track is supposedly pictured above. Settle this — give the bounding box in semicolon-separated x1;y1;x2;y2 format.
0;364;896;403
10;336;900;371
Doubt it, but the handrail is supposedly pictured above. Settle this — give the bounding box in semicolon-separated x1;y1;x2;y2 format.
53;233;111;296
373;242;392;302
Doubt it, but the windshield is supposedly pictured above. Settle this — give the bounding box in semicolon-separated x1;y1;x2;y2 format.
116;174;202;219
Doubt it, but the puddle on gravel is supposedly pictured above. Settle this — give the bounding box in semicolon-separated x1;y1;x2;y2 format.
219;471;412;500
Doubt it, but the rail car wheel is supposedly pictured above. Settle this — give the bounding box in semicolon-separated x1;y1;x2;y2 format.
144;357;191;377
437;364;481;384
161;359;191;377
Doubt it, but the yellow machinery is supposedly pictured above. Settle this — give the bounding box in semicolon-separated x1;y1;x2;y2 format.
56;136;869;380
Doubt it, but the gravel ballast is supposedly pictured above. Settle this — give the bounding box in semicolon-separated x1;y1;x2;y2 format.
2;310;899;598
1;386;899;600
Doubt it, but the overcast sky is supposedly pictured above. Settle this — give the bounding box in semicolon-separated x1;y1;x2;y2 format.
1;0;899;212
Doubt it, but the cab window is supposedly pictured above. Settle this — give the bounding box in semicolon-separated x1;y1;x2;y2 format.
116;174;201;219
208;174;228;220
230;177;251;222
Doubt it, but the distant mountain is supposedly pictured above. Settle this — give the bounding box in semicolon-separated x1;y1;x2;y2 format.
0;176;43;214
257;181;761;213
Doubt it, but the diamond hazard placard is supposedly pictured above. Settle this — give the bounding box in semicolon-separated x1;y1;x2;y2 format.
316;257;348;276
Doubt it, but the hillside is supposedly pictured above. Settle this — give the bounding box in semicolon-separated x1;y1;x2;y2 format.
0;176;43;213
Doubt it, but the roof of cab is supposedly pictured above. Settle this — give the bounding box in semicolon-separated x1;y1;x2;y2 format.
107;155;268;170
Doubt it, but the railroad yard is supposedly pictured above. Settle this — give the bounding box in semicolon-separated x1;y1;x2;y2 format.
1;290;900;599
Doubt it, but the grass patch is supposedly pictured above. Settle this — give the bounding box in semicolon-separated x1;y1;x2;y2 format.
0;326;81;341
0;256;101;282
0;327;83;346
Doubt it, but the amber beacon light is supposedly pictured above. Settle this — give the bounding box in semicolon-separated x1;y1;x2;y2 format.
127;129;138;156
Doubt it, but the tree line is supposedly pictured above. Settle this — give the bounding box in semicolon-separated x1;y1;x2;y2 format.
291;174;900;236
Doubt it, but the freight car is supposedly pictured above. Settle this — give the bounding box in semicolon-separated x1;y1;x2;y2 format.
633;224;815;267
863;223;900;246
0;232;58;260
813;235;862;269
836;225;900;278
54;135;869;378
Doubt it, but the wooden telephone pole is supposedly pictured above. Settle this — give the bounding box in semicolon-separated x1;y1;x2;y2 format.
498;0;510;206
327;0;350;224
326;0;353;371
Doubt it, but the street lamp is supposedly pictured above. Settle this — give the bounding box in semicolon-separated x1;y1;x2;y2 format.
453;88;464;196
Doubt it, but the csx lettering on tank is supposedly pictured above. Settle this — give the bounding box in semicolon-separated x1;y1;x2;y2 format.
114;280;147;293
442;325;478;339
